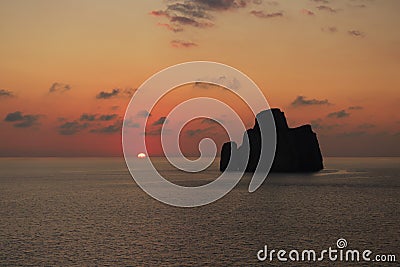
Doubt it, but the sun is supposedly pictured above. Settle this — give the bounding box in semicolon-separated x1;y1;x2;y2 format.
137;153;146;159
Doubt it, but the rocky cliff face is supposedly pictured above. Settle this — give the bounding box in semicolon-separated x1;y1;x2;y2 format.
220;108;323;172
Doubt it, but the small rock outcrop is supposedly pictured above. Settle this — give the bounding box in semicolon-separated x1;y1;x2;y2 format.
220;108;323;172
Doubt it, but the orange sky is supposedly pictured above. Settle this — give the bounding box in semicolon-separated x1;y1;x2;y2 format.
0;0;399;156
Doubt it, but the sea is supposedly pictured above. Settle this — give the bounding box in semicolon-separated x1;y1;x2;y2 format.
0;157;399;266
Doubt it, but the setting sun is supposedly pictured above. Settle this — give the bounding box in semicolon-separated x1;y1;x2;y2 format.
137;153;146;159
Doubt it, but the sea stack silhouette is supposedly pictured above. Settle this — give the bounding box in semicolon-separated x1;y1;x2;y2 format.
220;108;323;172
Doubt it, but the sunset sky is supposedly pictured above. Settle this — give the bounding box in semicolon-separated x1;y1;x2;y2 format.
0;0;399;157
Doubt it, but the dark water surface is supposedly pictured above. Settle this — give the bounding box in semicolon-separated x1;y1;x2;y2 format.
0;157;399;266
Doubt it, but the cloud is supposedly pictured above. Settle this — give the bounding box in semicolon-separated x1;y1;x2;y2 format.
4;111;41;128
79;113;118;122
201;118;224;124
99;114;118;121
49;82;71;93
327;110;350;118
193;76;241;90
348;106;363;110
250;10;283;18
348;30;365;37
321;26;338;33
58;121;89;135
80;113;97;121
301;9;315;16
171;40;198;48
150;0;259;33
157;23;183;32
152;117;167;126
291;96;331;107
186;126;215;137
316;5;338;13
90;120;122;134
137;110;151;118
124;119;140;128
96;88;120;99
0;89;15;98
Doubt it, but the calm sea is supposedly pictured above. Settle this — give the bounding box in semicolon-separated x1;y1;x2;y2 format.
0;157;399;266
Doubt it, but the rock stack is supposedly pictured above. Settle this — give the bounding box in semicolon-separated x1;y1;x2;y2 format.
220;108;323;172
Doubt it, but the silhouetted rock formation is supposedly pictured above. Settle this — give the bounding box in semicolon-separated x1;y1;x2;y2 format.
220;108;323;172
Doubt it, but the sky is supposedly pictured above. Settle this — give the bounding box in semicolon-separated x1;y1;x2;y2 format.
0;0;399;157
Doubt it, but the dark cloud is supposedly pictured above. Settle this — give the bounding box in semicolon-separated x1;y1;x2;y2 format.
4;111;24;122
4;111;41;128
99;114;117;121
150;0;258;33
90;120;122;134
322;26;338;33
171;40;198;48
250;10;283;18
80;113;97;121
137;110;151;118
96;88;120;99
152;117;167;126
79;113;117;122
123;87;136;97
291;96;331;107
0;89;15;98
348;106;363;110
124;119;140;128
316;5;338;12
348;30;365;37
301;9;315;16
186;126;215;137
58;121;89;135
327;110;350;119
49;82;71;93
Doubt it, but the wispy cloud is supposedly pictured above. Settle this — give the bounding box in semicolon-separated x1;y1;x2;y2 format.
90;120;122;134
316;5;338;13
95;88;134;99
250;10;283;18
348;106;363;110
0;89;15;98
58;121;89;135
321;26;338;33
137;110;151;118
327;110;350;118
301;9;315;16
79;113;118;122
49;82;71;93
171;40;198;48
152;117;168;126
291;96;331;107
348;30;365;37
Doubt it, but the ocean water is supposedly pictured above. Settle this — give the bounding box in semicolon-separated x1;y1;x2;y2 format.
0;157;399;266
